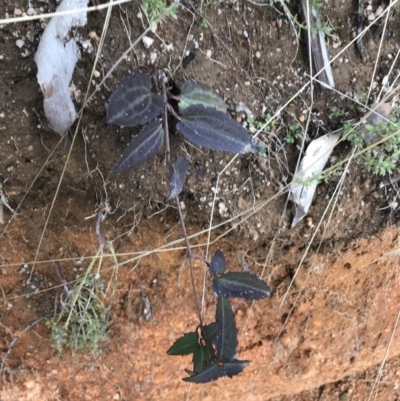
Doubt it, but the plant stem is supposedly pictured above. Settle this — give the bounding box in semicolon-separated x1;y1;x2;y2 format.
159;72;171;166
159;71;204;328
167;103;182;121
175;198;204;327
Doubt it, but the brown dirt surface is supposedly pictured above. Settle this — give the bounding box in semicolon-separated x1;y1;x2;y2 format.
1;0;400;400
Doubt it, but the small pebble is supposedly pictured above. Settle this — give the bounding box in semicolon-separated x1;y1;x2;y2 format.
15;39;25;48
14;8;23;16
142;36;154;49
81;39;93;53
149;52;157;64
375;5;384;16
255;51;261;58
89;31;100;44
93;70;100;78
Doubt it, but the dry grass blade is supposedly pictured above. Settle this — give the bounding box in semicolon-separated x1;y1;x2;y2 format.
0;0;133;24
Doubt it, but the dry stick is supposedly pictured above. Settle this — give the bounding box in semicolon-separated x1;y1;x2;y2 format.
365;0;396;104
159;72;204;327
377;47;400;102
367;310;400;401
172;7;196;75
0;0;133;24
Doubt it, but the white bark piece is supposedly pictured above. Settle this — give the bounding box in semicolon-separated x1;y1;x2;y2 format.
290;132;341;227
34;0;88;135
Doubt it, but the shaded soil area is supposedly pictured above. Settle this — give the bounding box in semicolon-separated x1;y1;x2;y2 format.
1;0;400;400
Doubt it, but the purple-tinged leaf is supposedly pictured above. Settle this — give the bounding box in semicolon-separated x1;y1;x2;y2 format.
203;322;217;345
177;105;259;154
221;359;249;378
179;80;227;113
107;72;163;127
112;120;164;173
183;359;248;383
209;250;226;276
167;331;198;356
166;156;190;201
216;296;238;362
184;369;196;377
192;345;216;373
182;362;222;383
213;272;271;300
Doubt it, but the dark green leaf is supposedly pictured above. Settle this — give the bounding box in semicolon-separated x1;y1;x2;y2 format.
179;80;227;113
107;72;163;127
182;362;223;383
184;369;195;376
183;360;248;383
213;272;271;300
112;120;164;174
166;156;190;201
221;359;249;378
192;345;216;373
177;105;259;154
209;250;226;276
203;323;217;345
166;331;198;356
216;296;238;362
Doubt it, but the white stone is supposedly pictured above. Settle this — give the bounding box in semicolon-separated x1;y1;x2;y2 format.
142;36;154;49
15;39;25;48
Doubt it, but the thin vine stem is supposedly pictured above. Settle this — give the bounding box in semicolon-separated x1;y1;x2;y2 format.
159;70;204;328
